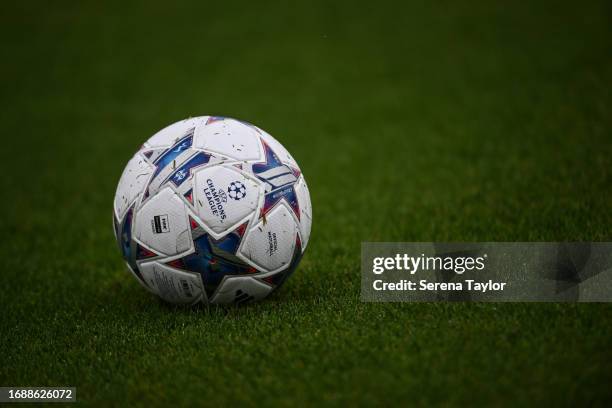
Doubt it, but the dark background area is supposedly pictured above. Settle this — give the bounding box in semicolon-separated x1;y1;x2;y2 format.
1;0;611;405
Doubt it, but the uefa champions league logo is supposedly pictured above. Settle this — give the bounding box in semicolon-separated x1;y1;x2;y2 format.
227;181;247;200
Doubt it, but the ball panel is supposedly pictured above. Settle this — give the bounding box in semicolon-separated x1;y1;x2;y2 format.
145;117;207;148
258;129;300;170
294;176;312;250
210;276;273;304
194;118;264;161
114;153;153;220
143;131;201;197
125;261;155;293
139;262;204;304
239;204;298;272
192;165;263;235
132;187;192;256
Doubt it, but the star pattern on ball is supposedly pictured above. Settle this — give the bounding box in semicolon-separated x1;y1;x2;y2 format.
140;129;212;200
252;140;301;221
165;218;256;299
148;130;194;180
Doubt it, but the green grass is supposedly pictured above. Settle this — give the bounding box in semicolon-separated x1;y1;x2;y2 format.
1;0;612;405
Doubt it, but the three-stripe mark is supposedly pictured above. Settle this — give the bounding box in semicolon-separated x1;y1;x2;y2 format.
257;165;298;193
235;289;255;305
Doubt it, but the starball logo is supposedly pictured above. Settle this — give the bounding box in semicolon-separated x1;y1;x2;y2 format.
372;253;487;275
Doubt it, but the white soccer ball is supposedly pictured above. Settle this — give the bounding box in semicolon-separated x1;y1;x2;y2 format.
112;116;312;305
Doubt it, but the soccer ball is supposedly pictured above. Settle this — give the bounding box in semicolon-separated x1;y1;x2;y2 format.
112;116;312;305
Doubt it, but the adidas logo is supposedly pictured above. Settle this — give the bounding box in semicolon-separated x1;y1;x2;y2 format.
235;289;255;305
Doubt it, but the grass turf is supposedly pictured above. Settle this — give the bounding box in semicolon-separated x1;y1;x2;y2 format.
1;0;612;405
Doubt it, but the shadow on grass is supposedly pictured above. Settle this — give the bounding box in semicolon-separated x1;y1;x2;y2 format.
88;266;326;321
